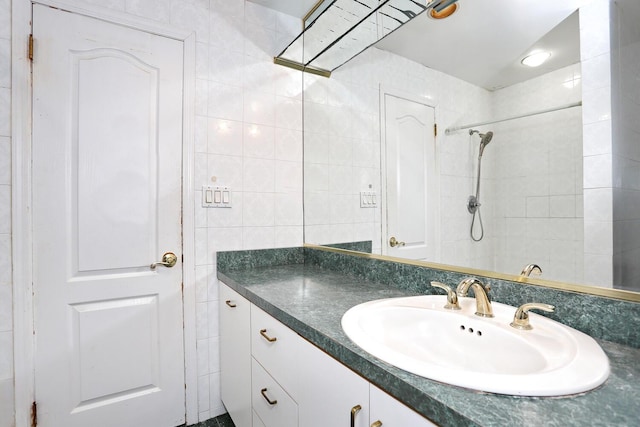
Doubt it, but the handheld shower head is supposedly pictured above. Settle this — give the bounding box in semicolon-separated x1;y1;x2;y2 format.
469;129;494;156
479;131;493;156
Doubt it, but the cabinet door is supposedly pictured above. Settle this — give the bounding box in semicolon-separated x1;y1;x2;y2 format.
220;282;252;427
369;385;437;427
298;337;370;427
252;410;266;427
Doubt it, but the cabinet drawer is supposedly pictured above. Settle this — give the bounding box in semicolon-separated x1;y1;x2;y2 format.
252;358;298;427
251;305;300;397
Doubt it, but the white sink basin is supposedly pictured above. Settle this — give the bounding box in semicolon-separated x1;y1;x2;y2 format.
341;295;610;396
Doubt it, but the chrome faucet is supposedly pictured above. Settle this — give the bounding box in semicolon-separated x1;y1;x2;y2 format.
456;278;493;317
520;263;542;277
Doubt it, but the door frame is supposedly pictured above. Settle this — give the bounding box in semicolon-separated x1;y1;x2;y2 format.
11;0;197;424
379;85;441;260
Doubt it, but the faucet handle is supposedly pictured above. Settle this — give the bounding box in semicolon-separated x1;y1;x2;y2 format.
430;282;461;310
510;303;555;330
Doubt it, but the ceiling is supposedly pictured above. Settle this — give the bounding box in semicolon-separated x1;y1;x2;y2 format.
251;0;585;90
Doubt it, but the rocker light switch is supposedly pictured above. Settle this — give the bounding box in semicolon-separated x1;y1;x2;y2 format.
202;185;232;208
360;191;378;208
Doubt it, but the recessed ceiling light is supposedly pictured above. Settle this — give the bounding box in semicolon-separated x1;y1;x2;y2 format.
429;0;459;19
521;51;552;67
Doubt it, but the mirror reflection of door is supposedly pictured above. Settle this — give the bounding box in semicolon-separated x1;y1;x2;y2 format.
382;92;438;261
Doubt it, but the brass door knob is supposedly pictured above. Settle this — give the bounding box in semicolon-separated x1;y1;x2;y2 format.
389;236;406;247
150;252;178;270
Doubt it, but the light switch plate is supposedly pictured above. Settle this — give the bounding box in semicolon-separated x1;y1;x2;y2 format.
202;185;232;208
360;191;378;208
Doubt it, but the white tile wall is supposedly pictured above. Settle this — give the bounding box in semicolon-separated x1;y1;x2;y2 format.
302;46;589;281
580;0;614;287
303;46;492;256
489;63;584;283
190;2;303;419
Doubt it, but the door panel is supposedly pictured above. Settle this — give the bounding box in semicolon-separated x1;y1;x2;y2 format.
383;94;437;261
74;49;159;272
70;296;159;405
32;5;185;426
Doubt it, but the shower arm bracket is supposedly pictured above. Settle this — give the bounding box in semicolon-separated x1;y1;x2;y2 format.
467;195;480;214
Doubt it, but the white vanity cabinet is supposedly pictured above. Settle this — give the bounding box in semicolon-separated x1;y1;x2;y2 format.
298;336;370;427
219;281;438;427
220;284;252;427
370;385;437;427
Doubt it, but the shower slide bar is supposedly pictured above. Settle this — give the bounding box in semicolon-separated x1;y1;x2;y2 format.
444;101;582;134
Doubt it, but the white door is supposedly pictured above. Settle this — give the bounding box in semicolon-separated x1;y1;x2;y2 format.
32;5;185;426
382;93;437;261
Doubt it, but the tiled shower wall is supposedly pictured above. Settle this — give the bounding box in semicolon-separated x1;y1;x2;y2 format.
490;64;584;284
0;0;304;425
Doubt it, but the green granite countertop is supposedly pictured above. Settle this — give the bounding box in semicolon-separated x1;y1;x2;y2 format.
218;263;640;427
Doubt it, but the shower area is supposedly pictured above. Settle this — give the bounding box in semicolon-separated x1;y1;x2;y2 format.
441;63;584;283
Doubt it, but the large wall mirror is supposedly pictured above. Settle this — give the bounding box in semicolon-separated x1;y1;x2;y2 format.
302;0;640;295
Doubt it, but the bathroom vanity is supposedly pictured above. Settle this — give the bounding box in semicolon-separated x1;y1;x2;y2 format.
217;246;640;427
220;282;434;427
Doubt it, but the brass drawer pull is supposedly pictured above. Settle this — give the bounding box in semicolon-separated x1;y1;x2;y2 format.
350;404;362;427
260;388;277;405
225;300;236;308
371;421;382;427
260;329;277;342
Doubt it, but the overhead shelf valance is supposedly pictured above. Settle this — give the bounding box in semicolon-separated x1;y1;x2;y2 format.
274;0;459;77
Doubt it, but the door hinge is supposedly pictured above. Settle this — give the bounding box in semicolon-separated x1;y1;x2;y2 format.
28;34;34;61
30;401;37;427
434;123;438;137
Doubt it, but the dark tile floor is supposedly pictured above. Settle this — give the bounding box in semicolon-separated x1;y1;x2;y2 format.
185;412;235;427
